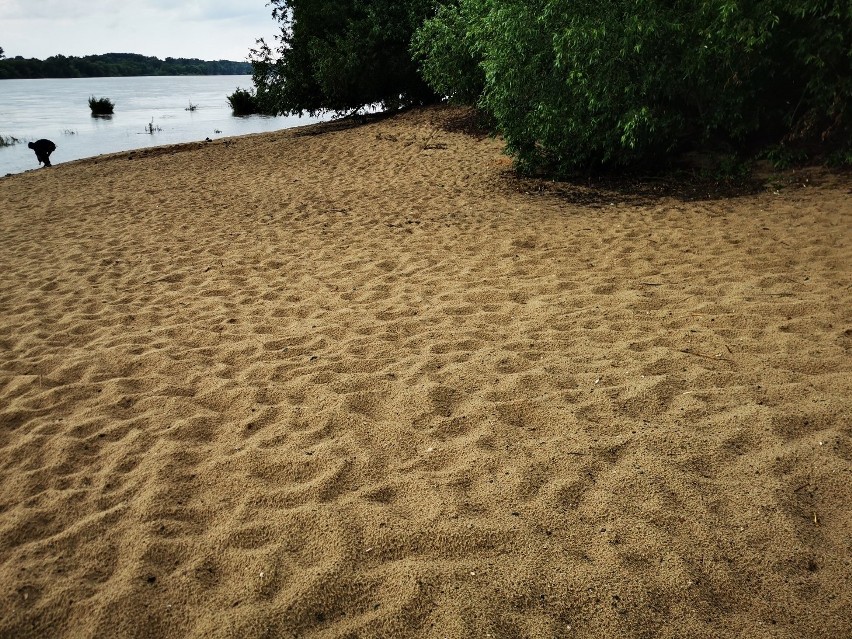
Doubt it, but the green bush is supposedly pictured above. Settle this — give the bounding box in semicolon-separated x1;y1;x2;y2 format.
411;1;486;104
227;88;259;115
88;95;115;115
414;0;852;175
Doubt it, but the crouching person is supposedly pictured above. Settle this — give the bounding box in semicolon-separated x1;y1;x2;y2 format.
28;139;56;167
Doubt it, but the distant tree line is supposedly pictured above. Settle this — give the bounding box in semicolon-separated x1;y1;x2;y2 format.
249;0;851;173
0;52;251;80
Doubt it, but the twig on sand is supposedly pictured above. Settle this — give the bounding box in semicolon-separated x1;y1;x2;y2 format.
640;282;664;286
678;348;734;363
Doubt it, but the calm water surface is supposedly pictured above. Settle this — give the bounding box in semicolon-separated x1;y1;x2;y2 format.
0;75;323;176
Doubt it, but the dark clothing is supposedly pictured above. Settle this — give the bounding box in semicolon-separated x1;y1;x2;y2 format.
28;139;56;167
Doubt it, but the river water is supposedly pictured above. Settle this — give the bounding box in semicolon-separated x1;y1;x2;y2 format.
0;75;323;176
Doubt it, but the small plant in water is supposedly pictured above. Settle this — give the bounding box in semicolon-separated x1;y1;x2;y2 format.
0;134;23;147
89;96;115;116
145;118;162;134
227;88;258;116
186;101;198;112
63;129;77;135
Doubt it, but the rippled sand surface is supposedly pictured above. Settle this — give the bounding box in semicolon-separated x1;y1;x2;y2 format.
1;107;850;638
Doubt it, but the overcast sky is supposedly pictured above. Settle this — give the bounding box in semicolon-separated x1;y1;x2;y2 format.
0;0;281;61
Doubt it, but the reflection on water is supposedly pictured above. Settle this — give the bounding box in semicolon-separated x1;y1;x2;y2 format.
0;75;324;176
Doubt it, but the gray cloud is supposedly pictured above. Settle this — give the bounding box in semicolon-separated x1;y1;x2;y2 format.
0;0;277;60
140;0;269;22
0;0;113;20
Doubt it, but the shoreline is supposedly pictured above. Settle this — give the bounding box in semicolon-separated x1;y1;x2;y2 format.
0;74;319;177
3;118;327;179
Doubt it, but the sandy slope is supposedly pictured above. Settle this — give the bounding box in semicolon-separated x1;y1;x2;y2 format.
0;106;850;638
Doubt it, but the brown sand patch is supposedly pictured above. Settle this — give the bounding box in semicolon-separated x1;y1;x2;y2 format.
1;106;850;638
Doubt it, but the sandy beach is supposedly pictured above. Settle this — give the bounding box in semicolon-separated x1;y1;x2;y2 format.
1;106;850;638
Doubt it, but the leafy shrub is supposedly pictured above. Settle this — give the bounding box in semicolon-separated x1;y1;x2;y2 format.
88;95;115;115
411;0;487;104
414;0;852;175
227;88;259;115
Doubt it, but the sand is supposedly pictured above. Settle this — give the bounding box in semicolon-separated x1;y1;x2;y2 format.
0;106;850;638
